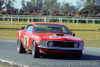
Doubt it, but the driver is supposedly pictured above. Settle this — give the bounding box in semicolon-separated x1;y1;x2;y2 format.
52;27;62;33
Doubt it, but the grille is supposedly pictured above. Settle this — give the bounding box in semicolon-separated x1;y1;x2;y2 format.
52;41;78;48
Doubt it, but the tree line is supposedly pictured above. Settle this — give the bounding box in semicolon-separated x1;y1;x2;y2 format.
0;0;77;12
21;0;77;12
0;0;99;15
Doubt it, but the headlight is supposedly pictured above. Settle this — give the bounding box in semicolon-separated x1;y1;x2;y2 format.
40;41;48;47
79;42;84;48
48;41;53;47
73;43;79;48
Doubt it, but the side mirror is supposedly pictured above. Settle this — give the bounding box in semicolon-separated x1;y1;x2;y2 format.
69;31;76;37
20;27;25;30
72;33;76;37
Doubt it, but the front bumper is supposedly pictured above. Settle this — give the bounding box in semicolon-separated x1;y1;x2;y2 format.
38;46;83;54
38;46;83;50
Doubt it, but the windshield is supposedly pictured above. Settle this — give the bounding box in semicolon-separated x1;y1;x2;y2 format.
34;24;71;34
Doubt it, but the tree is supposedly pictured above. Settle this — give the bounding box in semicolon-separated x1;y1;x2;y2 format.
58;2;77;12
76;0;85;10
36;0;43;11
21;0;77;13
85;0;96;7
0;0;15;10
22;0;25;10
43;0;51;11
77;0;97;14
0;0;4;10
44;0;60;11
22;0;43;12
76;0;96;9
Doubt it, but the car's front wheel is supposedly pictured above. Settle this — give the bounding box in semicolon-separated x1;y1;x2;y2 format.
32;41;40;58
17;38;26;53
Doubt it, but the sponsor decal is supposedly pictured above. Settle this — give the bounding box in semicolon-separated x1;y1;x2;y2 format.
65;36;81;41
50;36;61;39
24;36;29;46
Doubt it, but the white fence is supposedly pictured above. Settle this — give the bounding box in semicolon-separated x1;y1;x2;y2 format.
0;15;100;26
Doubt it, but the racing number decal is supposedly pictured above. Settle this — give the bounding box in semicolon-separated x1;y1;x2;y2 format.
24;37;29;46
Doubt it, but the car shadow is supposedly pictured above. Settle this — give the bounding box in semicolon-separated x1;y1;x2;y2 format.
40;54;100;60
80;54;100;60
25;51;100;60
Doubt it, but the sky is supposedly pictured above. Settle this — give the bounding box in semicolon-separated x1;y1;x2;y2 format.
14;0;78;9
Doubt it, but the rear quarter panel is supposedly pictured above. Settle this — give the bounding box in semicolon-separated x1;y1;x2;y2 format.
17;30;24;42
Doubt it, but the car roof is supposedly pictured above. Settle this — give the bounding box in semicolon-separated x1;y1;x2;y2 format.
30;23;64;26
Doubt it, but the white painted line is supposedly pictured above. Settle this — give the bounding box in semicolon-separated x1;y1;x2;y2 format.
0;59;14;65
0;59;29;67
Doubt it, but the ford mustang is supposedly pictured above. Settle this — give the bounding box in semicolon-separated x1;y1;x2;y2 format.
17;23;84;58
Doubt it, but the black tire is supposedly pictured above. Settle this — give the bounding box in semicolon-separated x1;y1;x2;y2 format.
17;38;26;53
32;41;40;58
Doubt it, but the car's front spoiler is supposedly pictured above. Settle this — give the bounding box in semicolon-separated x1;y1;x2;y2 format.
38;46;84;50
38;46;82;54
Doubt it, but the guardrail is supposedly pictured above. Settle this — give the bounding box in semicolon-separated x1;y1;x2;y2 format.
0;15;100;26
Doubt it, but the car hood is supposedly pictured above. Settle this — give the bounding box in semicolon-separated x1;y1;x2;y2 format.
34;33;83;42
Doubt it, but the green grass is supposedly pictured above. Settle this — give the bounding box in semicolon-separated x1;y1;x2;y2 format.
63;23;100;30
73;31;100;47
0;21;27;28
0;29;17;40
0;21;100;48
0;21;100;30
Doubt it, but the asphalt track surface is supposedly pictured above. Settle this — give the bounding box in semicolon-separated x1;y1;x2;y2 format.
0;40;100;67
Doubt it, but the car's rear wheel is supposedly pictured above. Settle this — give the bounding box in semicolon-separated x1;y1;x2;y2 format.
32;41;40;58
17;38;26;53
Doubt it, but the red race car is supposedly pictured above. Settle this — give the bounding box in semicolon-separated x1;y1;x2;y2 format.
17;23;84;58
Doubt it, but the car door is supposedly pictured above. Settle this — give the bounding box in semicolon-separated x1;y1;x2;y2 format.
23;24;33;48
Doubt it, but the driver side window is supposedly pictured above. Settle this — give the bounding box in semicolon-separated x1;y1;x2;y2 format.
62;28;67;33
26;25;33;33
